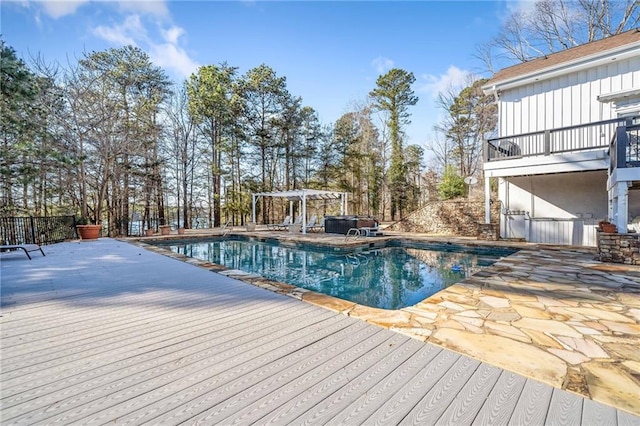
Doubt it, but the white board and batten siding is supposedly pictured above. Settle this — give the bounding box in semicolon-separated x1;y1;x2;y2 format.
498;55;640;137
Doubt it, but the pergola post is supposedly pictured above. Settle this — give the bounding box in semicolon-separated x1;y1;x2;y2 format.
302;189;307;234
341;192;347;215
252;194;257;224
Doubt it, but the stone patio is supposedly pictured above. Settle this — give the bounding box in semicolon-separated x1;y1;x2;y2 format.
134;228;640;416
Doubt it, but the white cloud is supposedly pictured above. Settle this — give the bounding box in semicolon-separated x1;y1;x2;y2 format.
371;56;394;74
149;42;199;78
419;65;471;98
39;0;90;18
117;1;169;18
161;26;184;44
25;0;196;79
29;0;168;19
93;14;145;46
93;14;198;78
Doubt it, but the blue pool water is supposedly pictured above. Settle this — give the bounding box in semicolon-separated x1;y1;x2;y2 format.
164;238;514;310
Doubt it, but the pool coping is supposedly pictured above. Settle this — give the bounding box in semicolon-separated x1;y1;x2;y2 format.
125;229;640;416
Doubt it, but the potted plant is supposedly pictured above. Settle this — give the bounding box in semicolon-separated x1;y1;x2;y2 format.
76;216;102;240
598;221;618;233
145;228;154;237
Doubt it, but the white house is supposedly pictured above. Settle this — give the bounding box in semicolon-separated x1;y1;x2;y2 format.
482;29;640;246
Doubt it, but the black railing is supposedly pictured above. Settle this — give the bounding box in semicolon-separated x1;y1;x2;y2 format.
0;216;77;246
610;122;640;173
485;116;638;162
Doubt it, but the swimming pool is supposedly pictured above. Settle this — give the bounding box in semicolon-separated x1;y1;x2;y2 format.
161;237;516;310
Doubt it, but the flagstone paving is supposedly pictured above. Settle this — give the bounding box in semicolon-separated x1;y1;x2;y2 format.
136;228;640;416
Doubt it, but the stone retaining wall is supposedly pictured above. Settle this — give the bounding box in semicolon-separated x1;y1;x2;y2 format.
386;200;501;237
596;231;640;265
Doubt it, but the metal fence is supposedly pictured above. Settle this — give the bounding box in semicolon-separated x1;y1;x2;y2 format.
0;216;77;246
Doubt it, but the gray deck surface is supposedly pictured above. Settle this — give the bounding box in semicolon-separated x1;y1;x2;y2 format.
1;239;638;425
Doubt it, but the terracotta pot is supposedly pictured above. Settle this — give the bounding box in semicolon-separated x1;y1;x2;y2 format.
76;224;102;240
177;227;186;235
159;225;171;235
145;229;154;237
601;224;617;233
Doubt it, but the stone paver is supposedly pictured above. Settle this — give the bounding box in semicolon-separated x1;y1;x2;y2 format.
133;228;640;416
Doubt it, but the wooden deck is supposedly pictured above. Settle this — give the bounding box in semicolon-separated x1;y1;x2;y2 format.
1;239;638;425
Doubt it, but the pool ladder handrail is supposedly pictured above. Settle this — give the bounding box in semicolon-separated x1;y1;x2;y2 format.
345;227;363;241
221;218;232;237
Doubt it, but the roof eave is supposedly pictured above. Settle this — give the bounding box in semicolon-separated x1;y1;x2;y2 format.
481;42;640;93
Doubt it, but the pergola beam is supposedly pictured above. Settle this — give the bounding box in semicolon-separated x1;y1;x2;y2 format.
251;189;347;234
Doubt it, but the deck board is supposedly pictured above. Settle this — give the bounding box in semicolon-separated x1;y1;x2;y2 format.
288;337;424;425
186;326;390;425
2;304;335;418
471;370;528;425
432;363;503;425
1;239;638;426
5;307;339;424
380;354;480;425
2;300;307;388
329;345;455;424
546;388;584;426
115;318;368;425
245;332;408;425
509;378;554;425
582;398;618;425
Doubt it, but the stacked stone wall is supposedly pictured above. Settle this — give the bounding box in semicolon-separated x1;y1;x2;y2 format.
386;200;501;237
597;232;640;265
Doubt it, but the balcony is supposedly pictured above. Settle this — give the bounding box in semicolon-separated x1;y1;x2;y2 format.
483;116;639;178
485;116;639;163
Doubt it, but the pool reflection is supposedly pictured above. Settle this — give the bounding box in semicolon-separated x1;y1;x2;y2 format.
169;240;500;310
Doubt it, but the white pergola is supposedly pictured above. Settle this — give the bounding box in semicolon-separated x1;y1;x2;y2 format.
252;189;347;234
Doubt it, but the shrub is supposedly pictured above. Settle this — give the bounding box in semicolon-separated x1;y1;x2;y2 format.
438;165;466;200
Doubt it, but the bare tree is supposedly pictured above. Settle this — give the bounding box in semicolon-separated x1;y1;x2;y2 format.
477;0;639;70
432;76;497;178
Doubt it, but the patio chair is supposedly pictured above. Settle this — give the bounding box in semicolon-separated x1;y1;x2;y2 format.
267;215;291;231
0;244;45;260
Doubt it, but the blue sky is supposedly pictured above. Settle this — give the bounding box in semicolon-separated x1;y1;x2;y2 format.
2;0;516;161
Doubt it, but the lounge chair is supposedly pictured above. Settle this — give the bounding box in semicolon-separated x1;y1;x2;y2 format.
285;215;304;233
304;215;318;232
267;215;291;231
309;216;325;232
0;244;45;260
